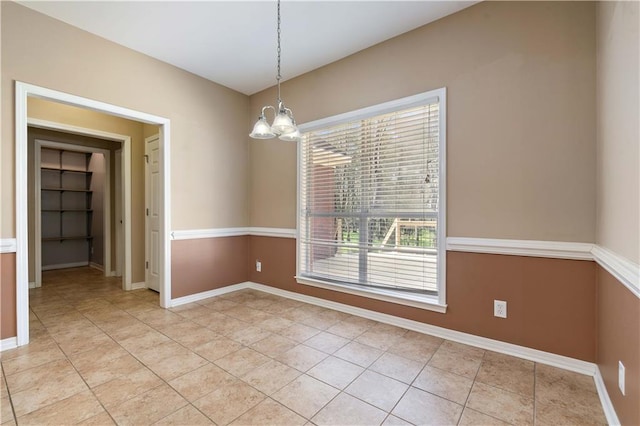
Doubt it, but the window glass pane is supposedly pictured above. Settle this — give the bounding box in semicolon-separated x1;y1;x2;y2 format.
299;95;442;298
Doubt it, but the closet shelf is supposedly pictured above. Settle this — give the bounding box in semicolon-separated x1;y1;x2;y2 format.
42;209;93;212
42;187;92;193
42;236;94;242
41;167;93;175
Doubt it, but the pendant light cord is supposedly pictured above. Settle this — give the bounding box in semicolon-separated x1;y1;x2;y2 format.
276;0;282;104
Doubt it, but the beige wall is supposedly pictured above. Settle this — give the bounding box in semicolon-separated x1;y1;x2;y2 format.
27;98;146;283
596;1;640;264
250;1;596;243
1;1;250;241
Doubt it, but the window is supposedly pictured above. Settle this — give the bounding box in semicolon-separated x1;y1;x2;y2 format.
296;89;446;311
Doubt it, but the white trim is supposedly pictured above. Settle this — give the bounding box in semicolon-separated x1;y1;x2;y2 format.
131;281;147;290
592;245;640;298
42;262;89;271
29;282;37;289
16;82;30;346
250;227;297;238
172;228;250;240
446;237;594;260
171;227;297;240
170;282;250;307
0;337;17;352
16;81;172;347
167;280;596;376
296;276;447;313
298;91;442;133
595;366;621;426
438;88;447;307
0;239;17;253
248;282;595;376
89;262;104;272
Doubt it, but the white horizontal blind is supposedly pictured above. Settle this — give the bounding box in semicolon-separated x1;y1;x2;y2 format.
299;97;441;295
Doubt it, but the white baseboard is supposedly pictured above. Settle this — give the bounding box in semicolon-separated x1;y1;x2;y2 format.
0;337;17;351
29;281;37;289
89;262;104;272
168;279;596;376
595;366;621;426
130;281;147;290
247;282;597;376
170;282;251;307
42;261;89;271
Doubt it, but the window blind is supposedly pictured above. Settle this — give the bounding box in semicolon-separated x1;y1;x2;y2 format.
299;98;442;295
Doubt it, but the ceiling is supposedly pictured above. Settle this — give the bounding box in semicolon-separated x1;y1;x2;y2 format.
19;1;478;95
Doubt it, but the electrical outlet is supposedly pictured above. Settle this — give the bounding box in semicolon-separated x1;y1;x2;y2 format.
619;361;625;395
256;260;262;272
494;300;507;318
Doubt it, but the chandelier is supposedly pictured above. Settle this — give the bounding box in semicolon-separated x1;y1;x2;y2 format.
249;0;300;142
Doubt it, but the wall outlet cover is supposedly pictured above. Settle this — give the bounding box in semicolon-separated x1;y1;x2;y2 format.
256;260;262;272
619;361;625;395
494;300;507;318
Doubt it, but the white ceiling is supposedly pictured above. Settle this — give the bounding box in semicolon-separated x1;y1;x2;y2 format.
19;1;478;95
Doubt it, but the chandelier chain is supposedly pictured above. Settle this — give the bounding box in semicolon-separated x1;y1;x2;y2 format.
276;0;282;101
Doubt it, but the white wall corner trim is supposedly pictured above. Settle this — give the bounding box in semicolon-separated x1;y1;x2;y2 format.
446;237;594;260
171;227;297;240
594;366;621;426
592;245;640;298
0;337;18;352
0;238;17;254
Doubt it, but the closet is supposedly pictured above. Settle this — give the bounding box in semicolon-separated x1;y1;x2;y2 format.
40;148;95;269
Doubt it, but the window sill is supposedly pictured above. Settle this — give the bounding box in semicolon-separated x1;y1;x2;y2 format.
295;276;447;314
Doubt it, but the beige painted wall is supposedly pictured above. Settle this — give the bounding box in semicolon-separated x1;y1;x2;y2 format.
1;1;250;241
249;1;597;243
27;98;146;283
596;1;640;264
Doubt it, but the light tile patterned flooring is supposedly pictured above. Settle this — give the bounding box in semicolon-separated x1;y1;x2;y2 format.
1;267;606;425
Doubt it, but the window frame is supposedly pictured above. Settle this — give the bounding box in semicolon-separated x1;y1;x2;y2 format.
295;88;447;313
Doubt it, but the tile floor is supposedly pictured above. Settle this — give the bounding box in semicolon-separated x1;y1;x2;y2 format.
1;267;607;425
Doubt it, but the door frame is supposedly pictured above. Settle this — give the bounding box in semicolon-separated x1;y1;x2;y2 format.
15;81;172;347
34;137;113;286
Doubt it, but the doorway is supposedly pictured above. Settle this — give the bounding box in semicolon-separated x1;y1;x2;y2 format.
15;81;172;347
33;138;113;286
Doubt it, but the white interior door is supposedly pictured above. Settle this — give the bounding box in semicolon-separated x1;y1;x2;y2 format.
115;149;123;277
145;136;160;292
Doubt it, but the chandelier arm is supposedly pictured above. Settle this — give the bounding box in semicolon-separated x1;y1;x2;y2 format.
260;105;276;118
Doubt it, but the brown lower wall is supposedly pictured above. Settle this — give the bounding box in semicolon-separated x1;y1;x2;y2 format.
171;236;248;299
248;236;597;362
597;266;640;426
1;253;17;339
